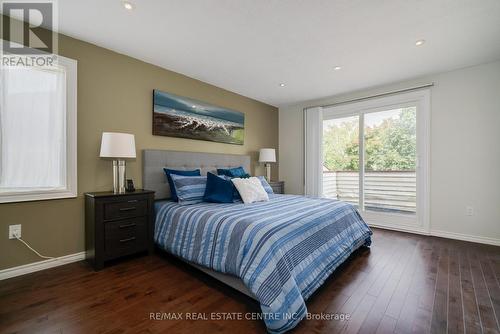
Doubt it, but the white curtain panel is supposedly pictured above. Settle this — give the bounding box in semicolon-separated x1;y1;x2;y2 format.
304;106;323;197
0;66;66;191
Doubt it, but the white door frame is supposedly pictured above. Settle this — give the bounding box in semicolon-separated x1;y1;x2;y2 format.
321;89;430;234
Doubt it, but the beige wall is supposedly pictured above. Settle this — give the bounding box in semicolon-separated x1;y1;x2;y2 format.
280;60;500;243
0;34;278;270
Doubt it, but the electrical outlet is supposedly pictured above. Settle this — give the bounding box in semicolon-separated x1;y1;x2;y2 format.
8;224;21;239
466;206;474;216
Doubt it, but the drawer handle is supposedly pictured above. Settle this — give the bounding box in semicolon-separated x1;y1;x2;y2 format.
119;223;136;229
127;200;138;203
119;207;136;211
119;237;136;243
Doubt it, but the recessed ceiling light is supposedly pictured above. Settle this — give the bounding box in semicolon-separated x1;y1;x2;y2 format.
333;66;342;71
415;39;425;46
279;83;286;87
123;1;134;10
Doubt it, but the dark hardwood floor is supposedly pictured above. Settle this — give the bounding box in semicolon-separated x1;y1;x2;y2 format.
1;228;499;334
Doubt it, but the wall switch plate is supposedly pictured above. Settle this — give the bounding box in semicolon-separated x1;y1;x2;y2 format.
466;206;474;216
8;224;21;239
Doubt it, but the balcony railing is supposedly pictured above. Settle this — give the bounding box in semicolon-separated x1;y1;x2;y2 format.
323;170;416;214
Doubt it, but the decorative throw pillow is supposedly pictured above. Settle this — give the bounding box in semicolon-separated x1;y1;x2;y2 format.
203;172;234;203
231;177;269;204
217;166;249;178
257;176;274;194
163;168;201;201
170;175;207;205
219;175;243;201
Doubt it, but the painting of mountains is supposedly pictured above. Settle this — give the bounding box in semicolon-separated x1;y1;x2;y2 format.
153;90;245;145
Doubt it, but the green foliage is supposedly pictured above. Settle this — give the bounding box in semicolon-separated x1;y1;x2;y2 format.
323;118;359;171
323;108;416;171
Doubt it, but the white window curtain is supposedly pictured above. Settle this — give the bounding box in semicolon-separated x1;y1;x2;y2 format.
0;66;67;191
304;106;323;196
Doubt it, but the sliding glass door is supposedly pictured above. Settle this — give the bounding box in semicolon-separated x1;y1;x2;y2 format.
318;90;429;232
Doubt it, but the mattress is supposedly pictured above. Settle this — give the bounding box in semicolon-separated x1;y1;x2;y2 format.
154;194;372;333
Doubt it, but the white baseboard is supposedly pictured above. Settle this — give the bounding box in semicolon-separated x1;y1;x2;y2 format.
370;224;500;247
429;229;500;247
0;251;86;281
368;222;429;236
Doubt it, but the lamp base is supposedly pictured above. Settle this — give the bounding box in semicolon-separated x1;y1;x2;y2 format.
112;160;126;194
265;163;271;182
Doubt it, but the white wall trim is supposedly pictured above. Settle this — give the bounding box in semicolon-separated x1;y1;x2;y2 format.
0;251;85;281
370;224;500;247
429;229;500;247
369;222;429;236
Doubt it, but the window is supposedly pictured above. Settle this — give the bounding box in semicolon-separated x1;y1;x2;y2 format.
0;55;77;203
305;89;430;233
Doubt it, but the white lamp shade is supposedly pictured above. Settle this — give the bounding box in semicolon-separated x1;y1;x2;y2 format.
259;148;276;163
99;132;136;158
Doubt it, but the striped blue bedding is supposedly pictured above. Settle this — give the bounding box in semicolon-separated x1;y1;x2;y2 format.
154;194;372;333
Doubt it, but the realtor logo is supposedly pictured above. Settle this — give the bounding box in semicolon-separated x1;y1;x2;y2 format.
1;1;55;55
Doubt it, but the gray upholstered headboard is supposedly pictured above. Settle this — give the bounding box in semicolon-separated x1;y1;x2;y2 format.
142;149;251;200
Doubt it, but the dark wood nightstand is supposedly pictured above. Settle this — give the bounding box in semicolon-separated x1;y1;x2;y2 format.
85;189;155;270
268;181;285;194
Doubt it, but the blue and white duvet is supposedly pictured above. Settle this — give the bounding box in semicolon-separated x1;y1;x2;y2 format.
154;194;372;333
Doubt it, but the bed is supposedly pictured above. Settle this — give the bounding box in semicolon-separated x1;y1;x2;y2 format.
143;149;372;333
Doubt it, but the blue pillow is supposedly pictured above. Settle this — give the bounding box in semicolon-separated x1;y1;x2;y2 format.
217;166;248;178
170;175;207;205
257;176;274;194
219;175;242;201
163;168;201;201
203;172;234;203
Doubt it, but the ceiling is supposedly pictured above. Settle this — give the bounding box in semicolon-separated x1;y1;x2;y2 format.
32;1;500;106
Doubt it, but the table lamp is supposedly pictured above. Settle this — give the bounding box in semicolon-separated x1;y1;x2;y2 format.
259;148;276;181
99;132;136;193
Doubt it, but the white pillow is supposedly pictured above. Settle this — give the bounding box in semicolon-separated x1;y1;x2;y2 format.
232;177;269;204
